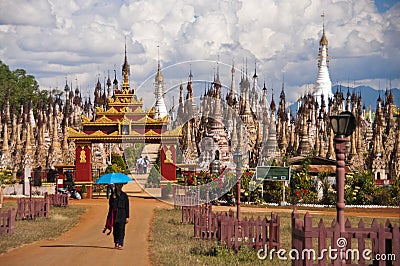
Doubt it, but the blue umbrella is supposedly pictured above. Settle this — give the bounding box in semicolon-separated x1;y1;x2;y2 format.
96;172;133;185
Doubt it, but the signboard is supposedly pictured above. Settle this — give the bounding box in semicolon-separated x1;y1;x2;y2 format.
256;166;290;181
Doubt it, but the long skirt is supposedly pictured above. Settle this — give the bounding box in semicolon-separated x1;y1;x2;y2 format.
113;222;126;246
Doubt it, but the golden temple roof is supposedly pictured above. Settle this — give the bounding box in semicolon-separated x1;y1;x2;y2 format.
95;115;113;123
67;125;181;142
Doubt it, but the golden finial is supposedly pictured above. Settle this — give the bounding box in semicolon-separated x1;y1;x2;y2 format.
320;12;328;46
155;42;163;83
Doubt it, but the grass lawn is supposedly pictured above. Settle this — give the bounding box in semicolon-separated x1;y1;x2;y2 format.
149;207;394;266
0;201;86;254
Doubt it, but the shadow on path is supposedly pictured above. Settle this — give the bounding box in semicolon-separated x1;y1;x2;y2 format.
40;244;114;250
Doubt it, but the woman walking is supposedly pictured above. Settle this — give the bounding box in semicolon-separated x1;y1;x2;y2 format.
109;183;130;249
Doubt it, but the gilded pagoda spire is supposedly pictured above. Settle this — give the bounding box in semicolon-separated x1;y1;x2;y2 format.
1;120;9;152
48;102;62;167
261;81;270;150
2;91;10;153
250;61;259;114
392;110;400;177
185;67;197;116
4;88;11;126
277;79;288;153
320;12;328;46
10;105;18;154
176;83;185;124
121;37;131;92
226;60;237;108
0;119;11;169
106;70;112;98
113;69;118;92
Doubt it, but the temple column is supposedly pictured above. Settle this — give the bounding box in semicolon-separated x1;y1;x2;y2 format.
75;142;93;198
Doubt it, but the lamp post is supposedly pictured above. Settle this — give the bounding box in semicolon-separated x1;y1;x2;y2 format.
233;147;242;221
329;111;356;263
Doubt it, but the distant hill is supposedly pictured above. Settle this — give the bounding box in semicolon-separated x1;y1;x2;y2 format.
332;85;400;111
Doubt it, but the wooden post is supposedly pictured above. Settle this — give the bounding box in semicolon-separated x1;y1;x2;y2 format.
332;220;341;266
8;208;15;234
392;224;399;266
0;185;3;209
317;219;327;265
377;223;386;266
45;196;50;218
303;212;313;266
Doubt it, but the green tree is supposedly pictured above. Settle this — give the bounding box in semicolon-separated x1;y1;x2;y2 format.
389;175;400;206
345;171;381;205
0;168;14;186
319;171;336;205
0;60;46;112
263;181;283;204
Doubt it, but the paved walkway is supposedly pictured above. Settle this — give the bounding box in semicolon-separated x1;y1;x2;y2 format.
0;197;170;266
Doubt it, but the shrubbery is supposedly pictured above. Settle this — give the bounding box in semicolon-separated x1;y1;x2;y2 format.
146;151;161;187
104;153;129;174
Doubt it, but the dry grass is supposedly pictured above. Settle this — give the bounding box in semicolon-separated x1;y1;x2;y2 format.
149;207;393;266
0;201;86;254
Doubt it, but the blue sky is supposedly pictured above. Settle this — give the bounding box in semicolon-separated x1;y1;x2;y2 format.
0;0;399;107
375;0;398;12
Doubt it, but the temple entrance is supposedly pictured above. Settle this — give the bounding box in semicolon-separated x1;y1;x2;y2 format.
68;86;181;198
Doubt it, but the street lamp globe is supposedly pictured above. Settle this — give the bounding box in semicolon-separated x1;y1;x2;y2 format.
329;111;356;138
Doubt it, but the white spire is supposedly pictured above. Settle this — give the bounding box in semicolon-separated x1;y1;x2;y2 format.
314;12;332;102
153;45;168;120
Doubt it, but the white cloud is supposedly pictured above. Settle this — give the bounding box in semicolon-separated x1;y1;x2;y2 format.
0;0;55;27
0;0;399;107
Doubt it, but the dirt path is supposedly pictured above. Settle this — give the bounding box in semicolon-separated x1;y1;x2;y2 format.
0;197;169;266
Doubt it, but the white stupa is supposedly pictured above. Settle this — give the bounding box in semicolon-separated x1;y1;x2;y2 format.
153;60;168;120
314;14;332;102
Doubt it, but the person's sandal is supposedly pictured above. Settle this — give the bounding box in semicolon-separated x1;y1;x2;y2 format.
117;245;123;250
